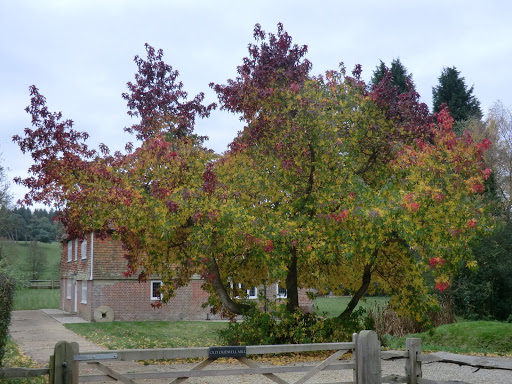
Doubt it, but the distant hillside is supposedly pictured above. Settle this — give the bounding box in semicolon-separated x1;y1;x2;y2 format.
0;240;61;283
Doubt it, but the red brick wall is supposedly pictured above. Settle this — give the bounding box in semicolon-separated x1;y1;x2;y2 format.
90;279;219;321
61;235;93;281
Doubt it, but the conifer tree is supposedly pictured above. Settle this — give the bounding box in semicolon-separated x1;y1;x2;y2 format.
371;58;413;94
432;67;482;122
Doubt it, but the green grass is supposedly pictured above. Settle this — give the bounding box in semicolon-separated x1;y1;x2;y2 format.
14;241;61;280
13;288;60;310
314;296;389;318
384;321;512;355
1;240;61;282
65;321;228;349
0;338;47;383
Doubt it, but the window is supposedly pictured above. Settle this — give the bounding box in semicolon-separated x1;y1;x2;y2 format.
247;286;258;299
66;279;72;299
276;283;287;299
74;239;78;261
67;241;72;262
151;281;162;300
81;280;87;303
232;283;258;299
81;239;87;260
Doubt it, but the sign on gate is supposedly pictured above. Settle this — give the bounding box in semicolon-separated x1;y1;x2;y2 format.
208;346;247;359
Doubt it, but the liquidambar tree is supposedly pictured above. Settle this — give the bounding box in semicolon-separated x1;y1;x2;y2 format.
14;24;494;322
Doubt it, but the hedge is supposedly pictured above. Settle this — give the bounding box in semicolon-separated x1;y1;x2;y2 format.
0;272;15;367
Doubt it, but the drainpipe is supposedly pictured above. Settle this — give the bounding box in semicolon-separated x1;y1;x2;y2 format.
89;232;94;280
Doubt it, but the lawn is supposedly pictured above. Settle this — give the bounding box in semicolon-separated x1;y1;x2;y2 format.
385;321;512;355
314;295;388;318
65;321;228;349
12;288;60;310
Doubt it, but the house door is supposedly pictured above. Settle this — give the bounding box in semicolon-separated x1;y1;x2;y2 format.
74;279;78;313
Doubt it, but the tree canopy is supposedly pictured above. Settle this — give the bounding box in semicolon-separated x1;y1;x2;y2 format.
432;66;482;122
13;24;494;322
371;58;414;94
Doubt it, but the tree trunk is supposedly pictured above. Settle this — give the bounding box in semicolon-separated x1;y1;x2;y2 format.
338;263;373;320
208;256;250;315
285;247;299;312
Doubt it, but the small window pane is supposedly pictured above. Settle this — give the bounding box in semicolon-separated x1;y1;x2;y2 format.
81;280;87;303
66;279;72;299
67;242;72;262
276;283;287;299
81;240;87;260
247;287;258;299
151;281;162;300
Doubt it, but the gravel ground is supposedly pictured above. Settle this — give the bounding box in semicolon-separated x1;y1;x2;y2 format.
79;357;512;384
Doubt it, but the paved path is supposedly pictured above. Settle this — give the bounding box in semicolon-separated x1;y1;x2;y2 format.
8;309;106;366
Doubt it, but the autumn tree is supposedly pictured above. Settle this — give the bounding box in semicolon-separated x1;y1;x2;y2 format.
432;67;482;123
14;24;494;322
450;101;512;320
211;25;493;320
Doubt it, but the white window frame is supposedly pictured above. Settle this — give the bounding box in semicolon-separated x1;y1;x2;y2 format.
150;280;163;301
81;239;87;260
67;241;72;262
74;239;78;261
231;282;258;299
276;283;287;299
81;280;87;303
246;286;258;299
66;279;72;299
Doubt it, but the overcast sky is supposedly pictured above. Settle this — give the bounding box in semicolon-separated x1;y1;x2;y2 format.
1;0;511;206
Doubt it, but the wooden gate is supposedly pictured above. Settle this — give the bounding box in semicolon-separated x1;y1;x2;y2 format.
48;331;380;384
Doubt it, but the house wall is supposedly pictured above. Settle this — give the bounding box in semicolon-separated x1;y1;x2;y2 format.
90;278;218;321
60;233;314;321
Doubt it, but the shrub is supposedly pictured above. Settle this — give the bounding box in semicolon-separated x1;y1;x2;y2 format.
0;272;15;367
218;304;368;345
451;222;512;321
368;296;455;339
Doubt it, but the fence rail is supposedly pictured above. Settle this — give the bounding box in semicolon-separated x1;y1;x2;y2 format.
28;279;60;289
0;367;50;379
1;330;510;383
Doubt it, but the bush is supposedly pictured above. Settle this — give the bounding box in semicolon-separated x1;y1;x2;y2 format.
368;296;455;339
0;272;15;367
218;304;369;345
451;222;512;321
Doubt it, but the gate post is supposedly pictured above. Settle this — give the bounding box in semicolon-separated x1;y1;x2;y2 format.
356;330;381;384
405;338;422;384
52;341;79;384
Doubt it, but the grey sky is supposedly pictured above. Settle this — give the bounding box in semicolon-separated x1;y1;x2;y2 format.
1;0;511;206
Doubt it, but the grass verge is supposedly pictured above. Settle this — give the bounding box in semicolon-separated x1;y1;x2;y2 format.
65;321;228;349
384;321;512;356
13;288;60;310
1;338;47;383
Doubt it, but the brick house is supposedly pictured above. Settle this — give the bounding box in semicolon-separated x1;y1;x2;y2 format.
60;233;313;321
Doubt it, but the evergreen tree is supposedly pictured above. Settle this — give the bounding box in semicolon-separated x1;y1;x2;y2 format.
371;58;414;93
432;67;482;122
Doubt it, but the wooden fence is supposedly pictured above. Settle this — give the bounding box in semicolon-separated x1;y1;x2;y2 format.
1;330;511;383
28;280;60;289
